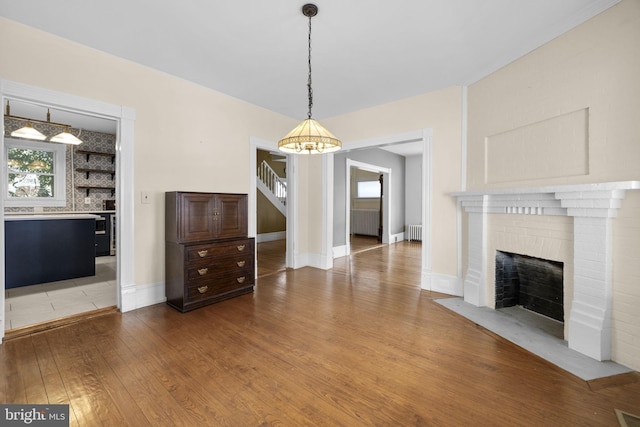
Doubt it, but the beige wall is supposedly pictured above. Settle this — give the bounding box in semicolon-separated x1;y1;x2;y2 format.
467;0;640;370
467;0;640;190
323;86;463;277
612;190;640;370
0;18;297;288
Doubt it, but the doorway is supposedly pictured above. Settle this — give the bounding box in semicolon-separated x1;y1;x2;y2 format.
330;129;432;289
345;159;392;256
256;148;287;277
0;79;135;341
249;137;294;276
349;164;389;254
3;100;118;332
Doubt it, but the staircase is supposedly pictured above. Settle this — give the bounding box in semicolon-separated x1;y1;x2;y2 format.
257;160;286;216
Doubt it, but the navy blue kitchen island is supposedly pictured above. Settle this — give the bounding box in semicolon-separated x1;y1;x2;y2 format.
5;214;99;289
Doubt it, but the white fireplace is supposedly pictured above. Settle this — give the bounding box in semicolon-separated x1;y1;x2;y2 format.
453;181;640;361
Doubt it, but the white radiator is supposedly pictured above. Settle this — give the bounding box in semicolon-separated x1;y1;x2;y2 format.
351;209;379;236
407;224;422;241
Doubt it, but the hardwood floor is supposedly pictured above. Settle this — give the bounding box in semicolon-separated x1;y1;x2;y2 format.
2;241;639;426
257;239;287;277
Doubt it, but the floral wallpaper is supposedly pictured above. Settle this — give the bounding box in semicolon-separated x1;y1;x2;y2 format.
4;117;116;213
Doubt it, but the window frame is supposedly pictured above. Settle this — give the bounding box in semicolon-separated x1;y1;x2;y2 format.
4;137;67;207
356;180;381;199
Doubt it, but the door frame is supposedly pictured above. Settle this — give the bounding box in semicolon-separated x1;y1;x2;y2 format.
345;159;392;254
0;79;136;340
329;128;433;289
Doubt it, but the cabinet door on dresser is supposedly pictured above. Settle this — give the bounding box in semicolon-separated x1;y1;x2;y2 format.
166;192;247;243
177;192;217;242
216;193;248;240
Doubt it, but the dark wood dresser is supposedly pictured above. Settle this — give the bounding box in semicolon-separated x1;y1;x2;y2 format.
165;191;254;312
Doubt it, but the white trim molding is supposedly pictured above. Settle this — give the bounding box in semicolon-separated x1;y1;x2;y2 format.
420;129;433;291
453;181;640;361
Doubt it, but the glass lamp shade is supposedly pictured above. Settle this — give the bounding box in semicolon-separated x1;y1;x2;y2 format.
11;123;47;141
278;118;342;154
50;129;83;145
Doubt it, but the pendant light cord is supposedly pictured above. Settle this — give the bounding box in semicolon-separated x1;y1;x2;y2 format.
307;13;313;119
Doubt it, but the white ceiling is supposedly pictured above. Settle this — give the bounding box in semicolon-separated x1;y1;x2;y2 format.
1;0;619;147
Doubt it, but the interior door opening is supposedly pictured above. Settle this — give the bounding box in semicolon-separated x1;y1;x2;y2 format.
3;97;119;335
255;148;287;277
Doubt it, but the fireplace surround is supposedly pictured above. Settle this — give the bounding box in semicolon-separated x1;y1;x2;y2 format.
453;181;640;361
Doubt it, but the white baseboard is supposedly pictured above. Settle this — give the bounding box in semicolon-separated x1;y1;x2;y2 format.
120;282;166;312
390;232;405;243
422;271;463;296
256;231;286;243
333;245;348;258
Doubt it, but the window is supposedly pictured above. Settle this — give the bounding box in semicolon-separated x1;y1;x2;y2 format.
357;180;381;198
4;138;67;207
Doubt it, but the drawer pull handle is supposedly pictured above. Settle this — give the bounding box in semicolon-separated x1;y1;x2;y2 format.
198;268;208;276
197;250;208;257
236;260;246;267
236;276;246;284
237;244;246;251
197;286;208;294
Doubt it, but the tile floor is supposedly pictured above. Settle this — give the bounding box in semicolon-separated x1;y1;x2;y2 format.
4;256;117;330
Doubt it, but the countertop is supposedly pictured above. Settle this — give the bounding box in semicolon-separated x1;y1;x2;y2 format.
5;213;102;221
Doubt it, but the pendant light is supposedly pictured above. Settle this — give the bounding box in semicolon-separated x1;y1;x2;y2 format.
278;4;341;155
7;101;46;140
10;122;47;141
50;125;83;145
5;101;83;145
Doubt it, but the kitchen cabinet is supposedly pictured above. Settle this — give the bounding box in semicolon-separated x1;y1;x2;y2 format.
93;212;111;256
165;192;254;312
5;215;97;288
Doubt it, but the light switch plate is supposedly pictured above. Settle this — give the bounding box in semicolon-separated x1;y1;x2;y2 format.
141;191;151;204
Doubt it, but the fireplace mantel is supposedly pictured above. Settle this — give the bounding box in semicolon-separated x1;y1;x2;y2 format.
452;181;640;217
452;181;640;361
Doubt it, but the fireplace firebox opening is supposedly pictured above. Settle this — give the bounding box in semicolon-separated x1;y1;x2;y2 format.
495;251;564;323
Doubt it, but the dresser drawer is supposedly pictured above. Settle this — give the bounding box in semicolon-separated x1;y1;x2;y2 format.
186;260;253;283
165;229;255;312
186;276;254;303
186;239;252;262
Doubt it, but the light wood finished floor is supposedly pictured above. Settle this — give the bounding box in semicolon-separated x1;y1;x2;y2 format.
256;235;385;278
256;239;287;277
2;241;639;426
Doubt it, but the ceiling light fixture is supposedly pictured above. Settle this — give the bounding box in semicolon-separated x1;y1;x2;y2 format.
10;121;47;141
50;125;83;145
4;101;83;145
278;4;341;155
